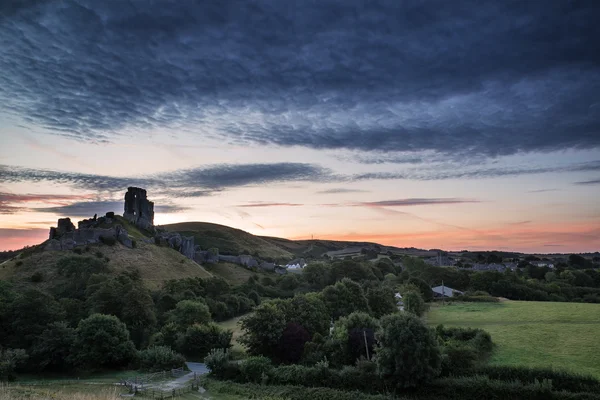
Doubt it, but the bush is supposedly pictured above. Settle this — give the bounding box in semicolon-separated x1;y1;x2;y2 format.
180;323;232;359
138;346;186;372
376;313;441;389
453;365;600;393
30;272;43;283
73;248;83;255
240;356;273;383
15;261;23;267
95;251;104;258
0;348;28;381
205;348;230;378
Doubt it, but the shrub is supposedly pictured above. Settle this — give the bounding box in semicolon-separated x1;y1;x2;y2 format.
15;261;23;267
73;248;83;254
180;323;232;359
95;251;104;258
0;348;28;381
240;356;273;383
138;346;185;372
376;313;441;389
131;239;137;248
204;348;236;379
30;272;43;283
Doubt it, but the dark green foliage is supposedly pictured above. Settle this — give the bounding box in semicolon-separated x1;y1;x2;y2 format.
204;348;231;378
321;278;370;319
138;346;185;372
458;365;600;393
248;290;261;305
376;313;441;388
277;322;311;363
15;261;23;267
407;277;434;302
73;248;83;255
333;312;380;365
284;293;330;337
170;299;211;328
202;378;391;400
0;347;28;381
240;356;273;383
417;375;600;400
330;260;377;282
365;286;397;318
55;255;109;299
240;302;287;359
180;323;232;359
72;314;137;369
8;289;66;349
303;263;334;289
279;274;300;290
403;289;426;317
31;322;76;372
121;287;157;347
30;271;43;282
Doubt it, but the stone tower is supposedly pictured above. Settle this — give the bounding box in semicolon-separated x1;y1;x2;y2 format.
123;187;155;230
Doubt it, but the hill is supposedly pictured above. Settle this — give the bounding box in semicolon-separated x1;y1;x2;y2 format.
0;232;213;291
427;301;600;378
162;222;294;260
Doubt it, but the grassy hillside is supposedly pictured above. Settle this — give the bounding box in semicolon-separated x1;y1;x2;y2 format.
163;222;293;260
0;241;212;290
427;301;600;378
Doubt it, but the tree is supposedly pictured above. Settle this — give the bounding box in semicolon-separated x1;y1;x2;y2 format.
180;323;232;359
31;322;76;372
0;347;28;381
303;263;333;289
240;302;287;359
73;314;136;369
138;346;186;372
376;313;441;389
279;274;299;291
331;260;377;282
121;287;157;348
333;312;380;364
403;290;426;317
406;278;433;302
277;322;311;363
284;293;330;337
366;286;397;318
9;289;65;349
321;279;370;319
170;300;211;328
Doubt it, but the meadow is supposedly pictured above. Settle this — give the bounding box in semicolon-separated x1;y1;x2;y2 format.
426;300;600;378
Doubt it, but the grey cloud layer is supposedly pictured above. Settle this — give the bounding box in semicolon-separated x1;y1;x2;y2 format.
1;1;599;157
2;160;599;196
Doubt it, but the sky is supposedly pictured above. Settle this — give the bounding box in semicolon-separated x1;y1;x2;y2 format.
0;0;599;253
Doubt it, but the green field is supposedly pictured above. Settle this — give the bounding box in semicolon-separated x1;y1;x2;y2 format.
426;301;600;378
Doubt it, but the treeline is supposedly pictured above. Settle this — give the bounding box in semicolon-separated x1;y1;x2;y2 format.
0;253;273;379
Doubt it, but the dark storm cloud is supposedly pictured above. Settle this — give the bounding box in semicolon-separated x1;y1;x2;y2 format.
34;201;189;217
163;163;334;189
1;1;599;157
574;178;600;185
316;188;370;194
236;202;303;208
0;163;335;193
352;160;600;181
360;198;479;207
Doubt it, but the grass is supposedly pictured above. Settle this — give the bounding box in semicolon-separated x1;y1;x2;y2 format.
426;300;600;378
217;314;249;355
163;222;293;260
0;384;126;399
0;241;212;290
205;262;259;286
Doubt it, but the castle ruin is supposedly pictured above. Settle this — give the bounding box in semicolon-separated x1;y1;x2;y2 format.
123;187;154;230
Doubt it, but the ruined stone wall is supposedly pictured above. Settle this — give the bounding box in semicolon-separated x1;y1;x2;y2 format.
123;187;154;230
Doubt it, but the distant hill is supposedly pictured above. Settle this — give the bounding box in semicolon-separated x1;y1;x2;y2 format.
162;222;294;260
